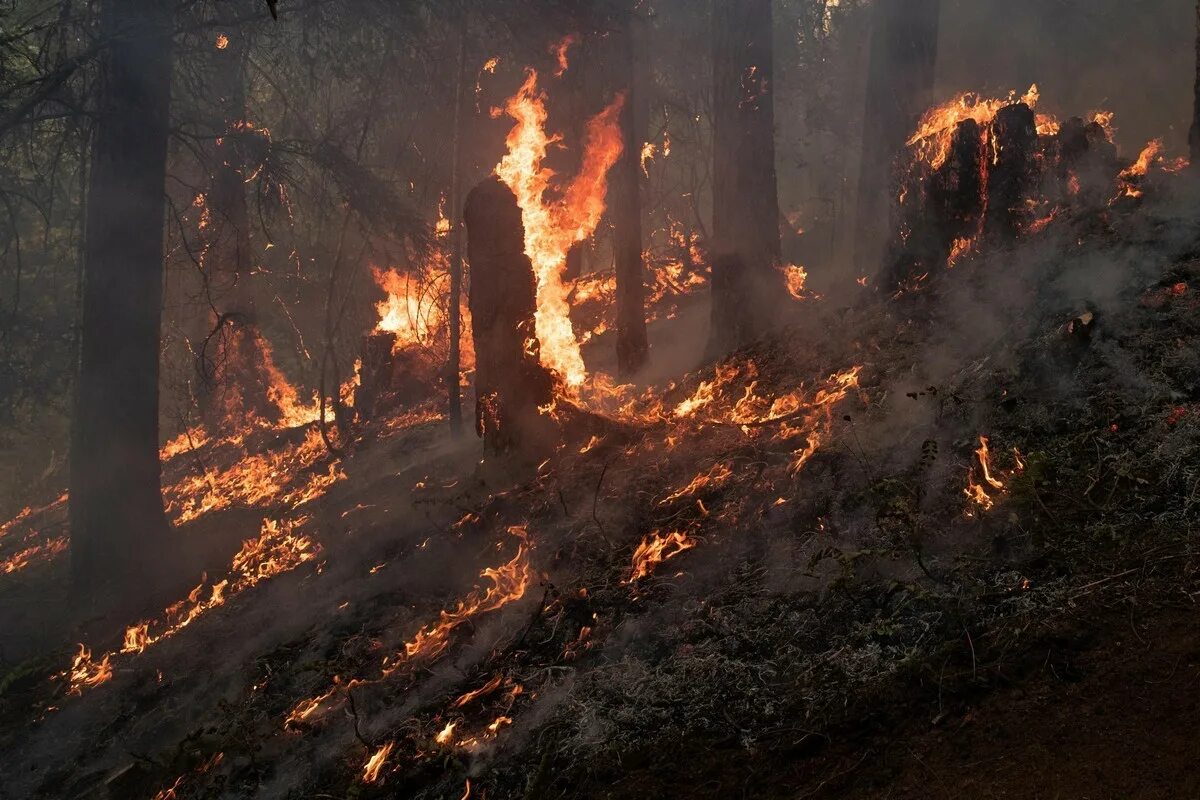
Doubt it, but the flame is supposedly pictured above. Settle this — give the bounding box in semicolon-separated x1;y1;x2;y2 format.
947;237;974;268
551;34;578;77
495;70;625;388
964;436;1026;514
435;721;457;746
215;33;229;50
659;463;733;506
783;264;809;300
626;530;695;583
907;85;1041;170
1;535;67;575
1118;138;1163;198
164;427;343;525
382;527;533;674
63;644;112;695
362;742;394;783
453;674;504;708
65;518;318;695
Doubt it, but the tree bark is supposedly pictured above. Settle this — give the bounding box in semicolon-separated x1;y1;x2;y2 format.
855;0;940;271
708;0;784;357
614;5;648;376
70;0;174;601
1191;0;1200;166
447;4;471;435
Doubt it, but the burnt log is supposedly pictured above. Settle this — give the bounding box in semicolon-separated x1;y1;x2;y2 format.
464;177;556;455
984;102;1038;239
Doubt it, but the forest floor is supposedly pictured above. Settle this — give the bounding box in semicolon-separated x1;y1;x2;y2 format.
3;186;1200;799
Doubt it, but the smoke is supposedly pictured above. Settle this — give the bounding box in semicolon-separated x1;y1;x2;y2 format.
937;0;1194;154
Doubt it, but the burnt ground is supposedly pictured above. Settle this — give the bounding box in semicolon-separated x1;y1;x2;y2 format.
589;600;1200;800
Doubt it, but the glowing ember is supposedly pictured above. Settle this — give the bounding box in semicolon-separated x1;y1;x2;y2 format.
495;69;625;388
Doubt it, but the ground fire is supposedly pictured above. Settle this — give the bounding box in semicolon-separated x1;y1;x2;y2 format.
2;2;1200;799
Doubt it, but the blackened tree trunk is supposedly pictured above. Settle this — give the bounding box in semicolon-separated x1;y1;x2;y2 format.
709;0;784;356
70;0;174;600
465;177;555;456
447;4;471;434
855;0;940;270
1190;0;1200;166
614;5;648;376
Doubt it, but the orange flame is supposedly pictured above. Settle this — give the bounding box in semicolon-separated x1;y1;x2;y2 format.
362;742;394;783
495;70;625;388
626;530;695;583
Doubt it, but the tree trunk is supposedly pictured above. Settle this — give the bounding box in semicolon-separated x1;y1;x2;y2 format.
464;177;555;456
208;19;254;310
1190;0;1200;166
855;0;940;271
447;4;470;435
614;6;648;376
70;0;174;602
708;0;784;357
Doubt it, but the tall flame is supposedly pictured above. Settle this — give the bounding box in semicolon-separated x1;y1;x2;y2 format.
495;69;625;388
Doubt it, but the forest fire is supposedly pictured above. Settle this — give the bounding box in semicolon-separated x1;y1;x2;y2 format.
7;3;1200;798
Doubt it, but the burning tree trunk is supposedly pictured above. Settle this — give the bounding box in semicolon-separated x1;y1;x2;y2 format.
856;0;941;270
464;177;555;455
614;5;649;376
709;0;784;356
70;0;174;600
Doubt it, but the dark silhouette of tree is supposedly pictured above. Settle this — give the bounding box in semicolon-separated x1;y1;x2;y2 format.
709;0;784;356
69;0;175;601
1190;0;1200;165
855;0;940;271
614;3;649;376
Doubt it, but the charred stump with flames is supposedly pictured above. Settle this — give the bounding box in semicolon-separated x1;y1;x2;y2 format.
464;177;556;454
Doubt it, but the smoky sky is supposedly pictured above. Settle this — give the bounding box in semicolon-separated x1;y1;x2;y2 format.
937;0;1193;154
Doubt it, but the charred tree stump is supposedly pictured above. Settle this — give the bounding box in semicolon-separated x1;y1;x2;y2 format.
932;119;986;241
884;118;984;290
464;177;555;455
1051;116;1118;206
356;332;444;421
984;103;1038;240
